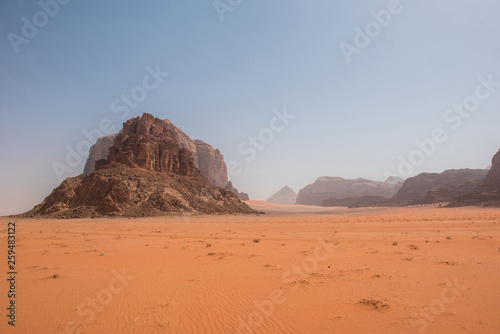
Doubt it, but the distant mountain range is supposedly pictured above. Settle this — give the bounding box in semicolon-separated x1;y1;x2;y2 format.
317;157;498;208
392;169;488;204
268;148;500;208
295;176;403;206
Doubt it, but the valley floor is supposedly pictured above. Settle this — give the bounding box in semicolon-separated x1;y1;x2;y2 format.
1;204;499;333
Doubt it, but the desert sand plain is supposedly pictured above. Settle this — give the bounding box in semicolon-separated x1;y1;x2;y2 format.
1;202;500;334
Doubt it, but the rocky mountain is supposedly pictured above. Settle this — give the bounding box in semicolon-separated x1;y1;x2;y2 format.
23;114;256;218
296;177;402;206
452;149;500;206
392;169;488;204
83;116;250;200
84;119;227;188
267;186;298;205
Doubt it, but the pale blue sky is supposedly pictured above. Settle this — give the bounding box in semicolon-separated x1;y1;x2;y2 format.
1;0;499;215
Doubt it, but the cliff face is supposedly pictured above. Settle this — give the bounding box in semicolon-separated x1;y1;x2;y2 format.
84;118;229;188
267;186;298;205
193;140;228;188
392;169;488;204
296;177;401;206
23;114;256;218
484;149;500;191
452;149;500;207
83;134;116;175
96;113;198;175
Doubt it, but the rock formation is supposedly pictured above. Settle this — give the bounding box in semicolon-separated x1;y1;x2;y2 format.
83;118;229;188
451;149;500;206
23;114;256;218
267;186;298;205
392;169;488;204
296;177;401;206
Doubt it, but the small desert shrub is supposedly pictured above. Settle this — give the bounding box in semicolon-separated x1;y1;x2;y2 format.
392;242;398;246
409;244;419;250
206;243;212;247
358;298;388;309
253;238;261;243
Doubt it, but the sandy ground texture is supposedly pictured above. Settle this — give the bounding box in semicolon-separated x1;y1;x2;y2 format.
1;203;499;334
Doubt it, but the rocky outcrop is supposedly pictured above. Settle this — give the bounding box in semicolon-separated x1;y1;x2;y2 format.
267;186;297;205
452;149;500;206
225;181;250;201
84;118;229;188
392;169;488;204
23;114;256;218
296;177;401;206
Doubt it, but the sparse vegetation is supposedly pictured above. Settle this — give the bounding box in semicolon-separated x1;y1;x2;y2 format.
253;238;261;243
358;298;388;309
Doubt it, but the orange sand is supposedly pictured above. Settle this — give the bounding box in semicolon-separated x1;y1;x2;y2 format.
1;203;499;333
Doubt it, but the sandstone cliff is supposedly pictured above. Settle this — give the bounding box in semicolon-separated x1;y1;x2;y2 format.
452;149;500;207
392;169;488;204
296;177;401;206
83;118;229;188
23;114;256;218
83;134;116;175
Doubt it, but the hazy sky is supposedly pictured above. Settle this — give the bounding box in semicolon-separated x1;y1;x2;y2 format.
1;0;500;215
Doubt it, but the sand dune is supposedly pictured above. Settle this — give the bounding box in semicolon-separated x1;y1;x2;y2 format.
1;206;499;333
